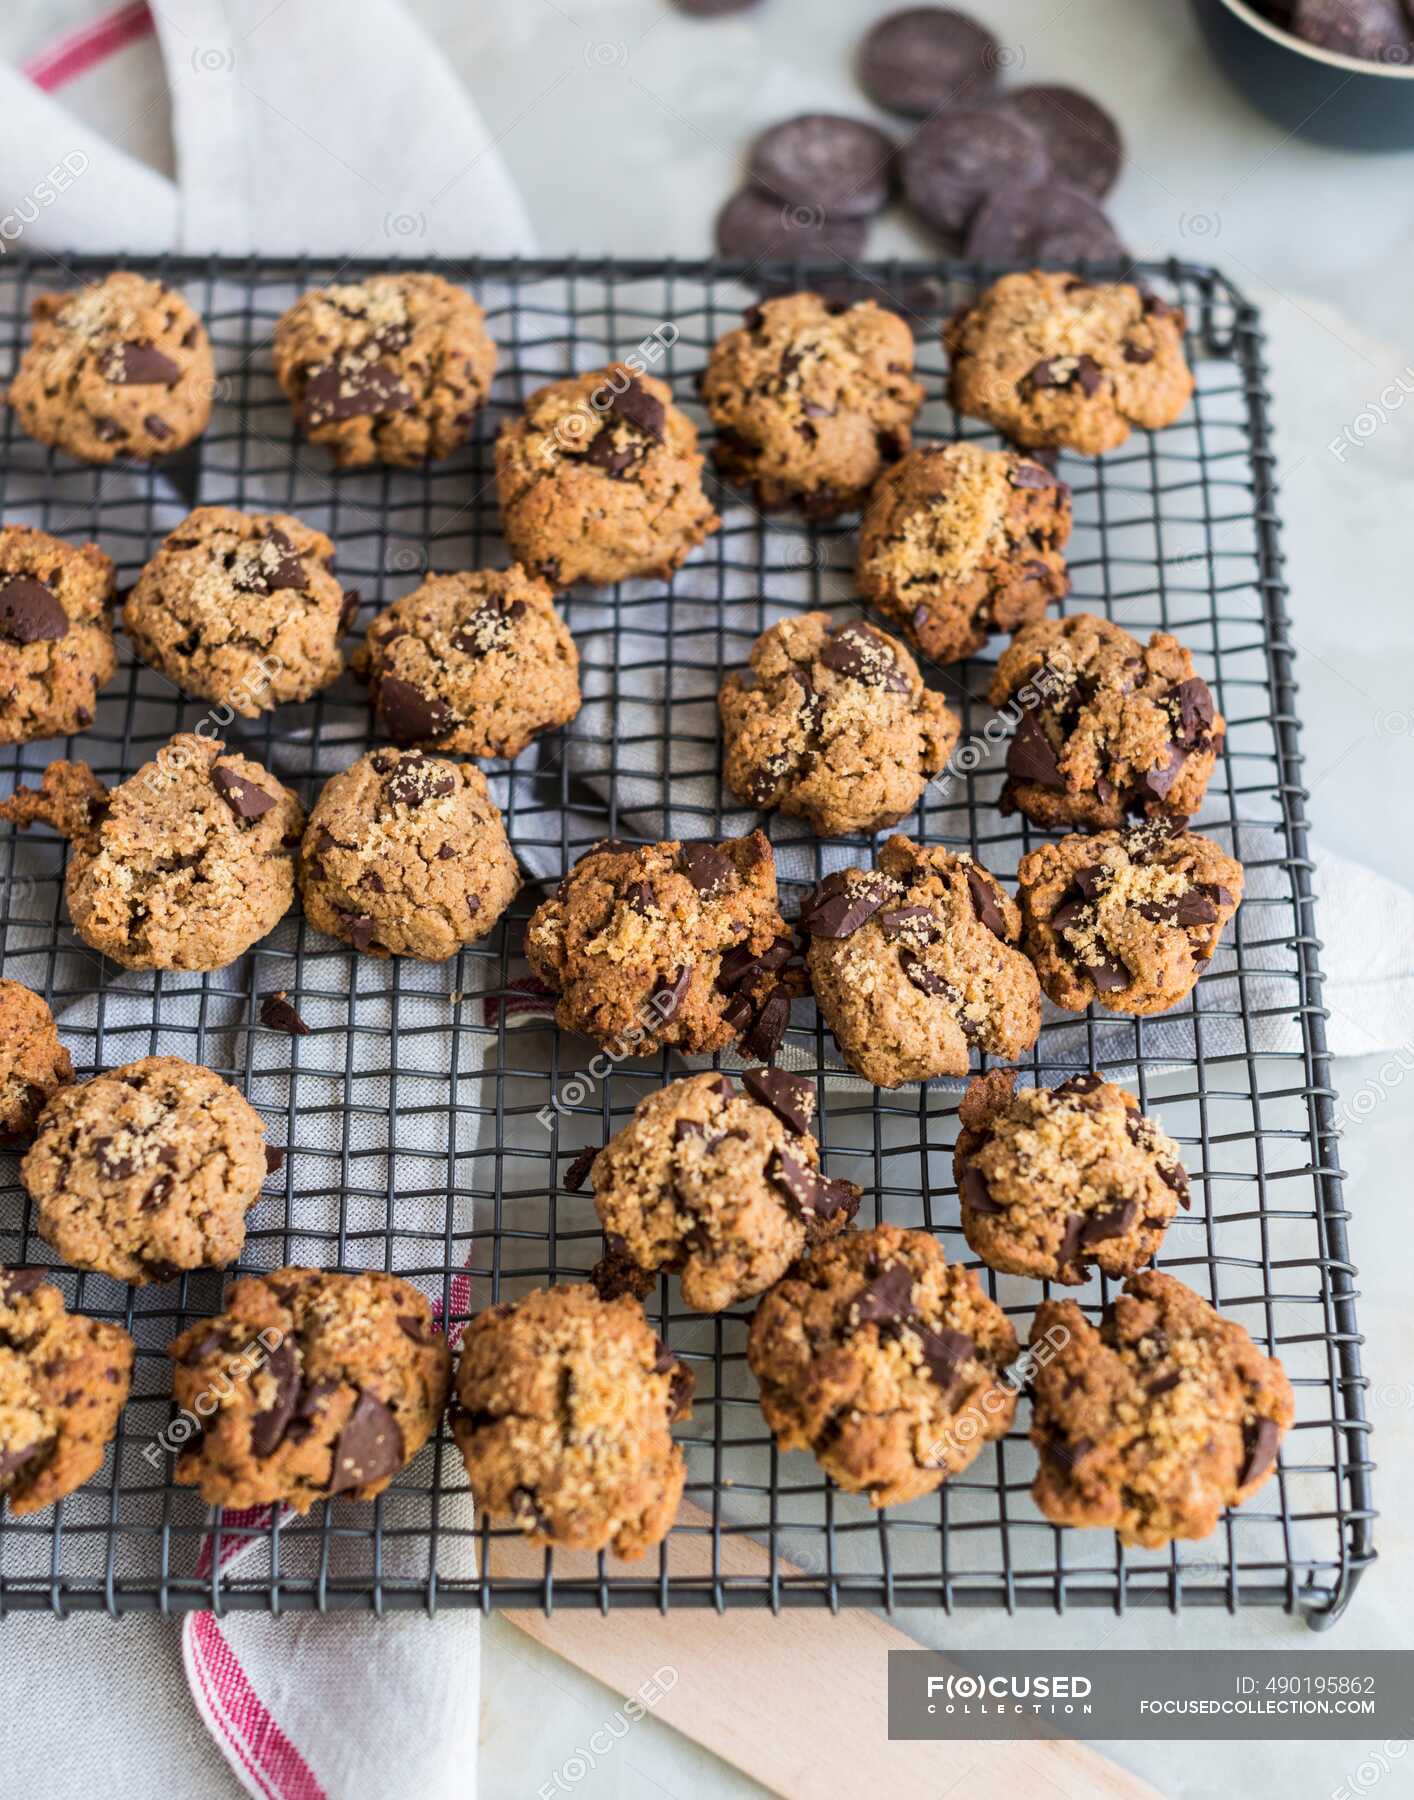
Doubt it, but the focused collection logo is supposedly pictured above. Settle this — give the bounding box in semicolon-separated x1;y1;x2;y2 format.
924;1672;1094;1716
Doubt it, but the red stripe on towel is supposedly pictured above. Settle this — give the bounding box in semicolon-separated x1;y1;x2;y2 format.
24;2;155;92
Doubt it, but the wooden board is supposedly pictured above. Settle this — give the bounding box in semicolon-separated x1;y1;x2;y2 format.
500;1503;1161;1800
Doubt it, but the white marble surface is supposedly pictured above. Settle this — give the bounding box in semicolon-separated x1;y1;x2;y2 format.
1;3;1411;1797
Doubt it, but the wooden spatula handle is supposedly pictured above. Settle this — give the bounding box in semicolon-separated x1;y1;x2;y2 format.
500;1501;1161;1799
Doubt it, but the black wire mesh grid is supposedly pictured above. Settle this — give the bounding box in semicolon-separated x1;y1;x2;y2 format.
0;253;1374;1621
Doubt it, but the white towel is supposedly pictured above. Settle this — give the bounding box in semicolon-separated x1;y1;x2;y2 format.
0;4;535;1798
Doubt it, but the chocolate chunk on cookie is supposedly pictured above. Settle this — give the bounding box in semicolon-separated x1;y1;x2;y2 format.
125;507;348;715
0;1270;133;1515
1029;1270;1294;1546
453;1285;690;1558
0;525;117;743
496;365;719;588
168;1268;450;1510
7;271;215;463
525;831;794;1057
719;612;958;836
591;1070;858;1312
702;292;922;519
803;835;1042;1086
956;1068;1189;1284
21;1056;267;1284
989;613;1225;829
355;564;580;757
299;748;519;960
945;271;1193;455
0;734;303;971
857;442;1071;665
273;273;496;468
1016;821;1243;1016
747;1223;1018;1507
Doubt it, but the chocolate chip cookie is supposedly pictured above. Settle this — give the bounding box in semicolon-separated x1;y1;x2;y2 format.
747;1223;1018;1508
1029;1270;1295;1546
525;832;796;1059
8;271;215;462
452;1285;691;1559
700;293;922;518
354;565;581;757
21;1055;268;1284
589;1069;860;1312
1016;821;1243;1016
955;1069;1189;1285
124;507;351;715
299;748;519;961
856;442;1071;665
272;273;497;468
495;365;719;588
0;734;303;971
168;1268;451;1511
945;273;1194;456
0;1268;133;1515
989;613;1225;829
802;835;1042;1087
0;525;117;742
0;981;73;1144
718;613;959;837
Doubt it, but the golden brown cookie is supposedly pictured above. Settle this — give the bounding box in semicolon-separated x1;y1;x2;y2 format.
21;1056;267;1284
587;1069;860;1313
747;1223;1018;1508
1029;1270;1294;1547
0;1268;133;1516
124;507;351;715
354;565;581;757
525;832;795;1059
272;273;497;468
299;748;519;960
0;525;117;742
0;734;303;972
989;613;1225;830
955;1069;1189;1285
856;442;1072;665
701;292;922;518
0;981;73;1143
1016;821;1243;1016
452;1284;691;1559
801;835;1042;1087
718;613;959;837
168;1268;451;1511
8;271;215;462
495;365;719;588
944;272;1194;456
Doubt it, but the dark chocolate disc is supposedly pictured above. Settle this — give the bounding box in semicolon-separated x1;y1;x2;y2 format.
858;7;1002;117
749;114;896;219
902;109;1050;239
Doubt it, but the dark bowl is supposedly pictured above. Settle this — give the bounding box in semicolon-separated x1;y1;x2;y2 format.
1192;0;1414;150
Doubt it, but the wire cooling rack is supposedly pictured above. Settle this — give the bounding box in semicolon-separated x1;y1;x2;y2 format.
0;255;1373;1620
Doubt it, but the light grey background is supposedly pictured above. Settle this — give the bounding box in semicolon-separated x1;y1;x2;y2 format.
1;3;1411;1798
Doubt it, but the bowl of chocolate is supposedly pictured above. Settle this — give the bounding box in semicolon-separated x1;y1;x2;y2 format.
1194;0;1414;149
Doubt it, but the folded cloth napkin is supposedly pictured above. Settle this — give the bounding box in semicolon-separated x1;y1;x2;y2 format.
0;4;534;1797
